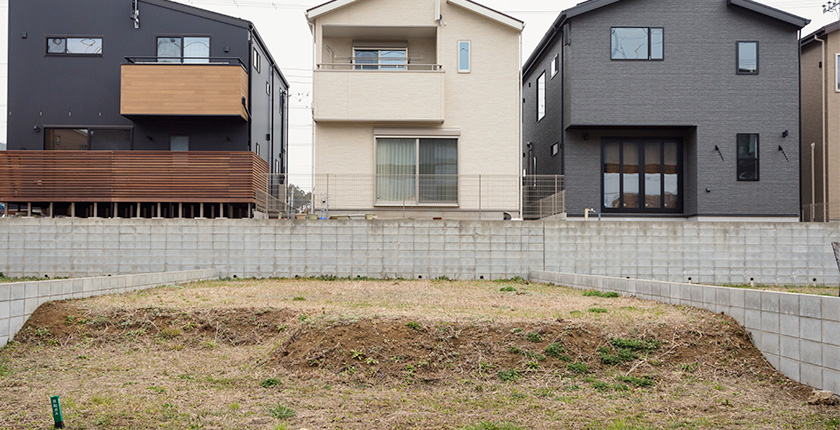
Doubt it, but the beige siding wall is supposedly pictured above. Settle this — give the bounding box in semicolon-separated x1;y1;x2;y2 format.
801;34;840;221
313;70;445;122
312;0;522;213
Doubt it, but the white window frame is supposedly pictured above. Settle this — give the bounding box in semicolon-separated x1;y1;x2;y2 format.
537;71;546;121
458;40;471;73
253;47;261;72
551;54;559;78
352;47;408;70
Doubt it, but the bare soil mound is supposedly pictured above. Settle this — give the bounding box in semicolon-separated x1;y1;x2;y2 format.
270;315;808;398
17;301;296;347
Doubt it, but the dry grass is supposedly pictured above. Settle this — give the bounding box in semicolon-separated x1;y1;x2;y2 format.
0;278;838;430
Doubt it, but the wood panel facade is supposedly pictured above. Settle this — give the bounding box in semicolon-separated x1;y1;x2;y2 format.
120;64;249;120
0;151;268;203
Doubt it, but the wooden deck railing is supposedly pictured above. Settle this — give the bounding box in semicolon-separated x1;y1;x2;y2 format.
0;151;268;203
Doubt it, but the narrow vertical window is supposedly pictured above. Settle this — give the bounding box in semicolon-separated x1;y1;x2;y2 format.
551;54;559;78
737;134;759;181
650;28;664;60
537;72;546;121
836;54;840;91
254;48;261;72
458;41;470;73
737;42;758;75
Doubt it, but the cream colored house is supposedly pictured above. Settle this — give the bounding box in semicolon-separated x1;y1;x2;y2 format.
306;0;524;219
802;22;840;222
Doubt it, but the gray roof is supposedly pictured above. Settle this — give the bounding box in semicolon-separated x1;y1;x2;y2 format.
523;0;810;78
801;21;840;48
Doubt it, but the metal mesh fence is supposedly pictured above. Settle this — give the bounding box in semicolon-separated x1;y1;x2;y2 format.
259;174;564;220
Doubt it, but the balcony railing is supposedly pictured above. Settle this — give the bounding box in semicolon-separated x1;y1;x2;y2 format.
317;63;442;71
120;57;249;120
125;56;247;67
0;151;268;204
263;174;565;220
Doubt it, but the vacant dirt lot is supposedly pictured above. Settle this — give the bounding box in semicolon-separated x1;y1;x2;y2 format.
1;278;838;429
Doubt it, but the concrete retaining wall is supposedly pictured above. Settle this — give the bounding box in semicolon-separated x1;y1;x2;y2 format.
1;218;840;285
0;269;219;348
530;270;840;395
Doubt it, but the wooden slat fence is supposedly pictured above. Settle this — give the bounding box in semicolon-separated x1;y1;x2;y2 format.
0;151;268;203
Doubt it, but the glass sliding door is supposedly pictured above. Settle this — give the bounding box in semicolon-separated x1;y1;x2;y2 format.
419;139;457;203
644;141;662;210
602;138;681;213
663;141;679;209
376;138;416;202
603;142;621;209
622;142;640;209
376;137;459;205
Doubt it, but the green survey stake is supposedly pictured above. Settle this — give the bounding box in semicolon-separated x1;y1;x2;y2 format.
50;395;65;429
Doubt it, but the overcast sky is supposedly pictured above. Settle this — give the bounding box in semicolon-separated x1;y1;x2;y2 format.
0;0;834;187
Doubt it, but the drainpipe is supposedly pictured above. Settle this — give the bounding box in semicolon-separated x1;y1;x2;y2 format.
812;142;817;220
816;35;827;221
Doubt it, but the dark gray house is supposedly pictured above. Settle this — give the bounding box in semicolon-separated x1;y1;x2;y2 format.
3;0;289;218
522;0;808;220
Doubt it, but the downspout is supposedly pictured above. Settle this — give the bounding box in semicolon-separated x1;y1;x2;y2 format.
310;22;317;195
519;29;523;218
560;27;565;173
248;32;254;154
799;30;803;221
816;35;827;221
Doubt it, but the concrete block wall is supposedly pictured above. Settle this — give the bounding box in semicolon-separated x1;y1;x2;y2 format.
0;269;219;348
1;219;840;285
530;270;840;395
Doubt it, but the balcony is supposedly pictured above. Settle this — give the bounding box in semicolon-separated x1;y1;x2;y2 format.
313;63;445;123
0;151;268;204
120;57;249;120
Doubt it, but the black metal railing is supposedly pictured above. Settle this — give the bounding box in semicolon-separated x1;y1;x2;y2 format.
124;56;247;69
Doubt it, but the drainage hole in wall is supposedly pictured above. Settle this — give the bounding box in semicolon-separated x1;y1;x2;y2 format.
294;275;299;279
418;275;423;279
688;277;692;281
750;278;754;281
813;278;817;282
233;275;238;279
480;276;484;280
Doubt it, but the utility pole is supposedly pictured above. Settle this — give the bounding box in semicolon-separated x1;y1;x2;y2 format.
825;1;840;19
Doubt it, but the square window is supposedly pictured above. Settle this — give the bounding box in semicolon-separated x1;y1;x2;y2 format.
610;27;663;61
737;42;758;75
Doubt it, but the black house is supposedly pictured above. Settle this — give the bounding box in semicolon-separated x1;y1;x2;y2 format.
3;0;289;218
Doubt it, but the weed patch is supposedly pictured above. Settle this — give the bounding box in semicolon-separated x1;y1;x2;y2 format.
616;375;655;388
582;290;621;298
462;421;524;430
267;402;295;420
498;369;521;382
567;362;588;374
